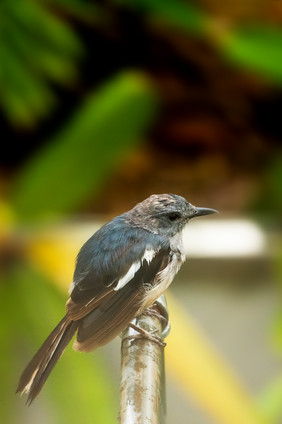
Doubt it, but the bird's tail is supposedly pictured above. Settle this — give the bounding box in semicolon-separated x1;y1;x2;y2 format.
16;315;78;404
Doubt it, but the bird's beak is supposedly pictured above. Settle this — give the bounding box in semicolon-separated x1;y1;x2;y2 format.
191;207;218;218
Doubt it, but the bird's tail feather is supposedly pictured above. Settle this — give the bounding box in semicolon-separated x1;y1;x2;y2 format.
17;315;78;404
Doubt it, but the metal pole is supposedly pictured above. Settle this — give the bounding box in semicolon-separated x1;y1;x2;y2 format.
119;295;170;424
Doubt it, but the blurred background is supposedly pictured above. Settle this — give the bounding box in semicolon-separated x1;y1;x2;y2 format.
1;0;282;423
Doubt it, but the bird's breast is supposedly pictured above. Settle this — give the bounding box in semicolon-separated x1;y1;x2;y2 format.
138;232;186;313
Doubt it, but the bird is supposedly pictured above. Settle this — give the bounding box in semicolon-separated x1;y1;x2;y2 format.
17;193;217;404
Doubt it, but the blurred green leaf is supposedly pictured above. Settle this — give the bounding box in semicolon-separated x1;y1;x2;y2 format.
255;151;282;213
257;377;282;424
220;25;282;83
0;264;117;424
0;37;56;125
3;4;80;83
0;0;85;126
11;72;158;222
119;2;282;85
118;0;206;34
6;0;83;56
43;0;102;22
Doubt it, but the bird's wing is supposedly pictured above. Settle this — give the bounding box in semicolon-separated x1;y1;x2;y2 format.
66;226;170;321
72;246;170;351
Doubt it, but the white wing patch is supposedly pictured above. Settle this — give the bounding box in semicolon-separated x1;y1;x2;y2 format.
68;281;75;294
142;248;155;264
114;247;156;291
114;261;141;291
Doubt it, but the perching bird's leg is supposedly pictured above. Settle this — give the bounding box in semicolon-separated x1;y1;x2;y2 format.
141;305;168;325
124;295;170;347
126;322;166;347
143;297;171;339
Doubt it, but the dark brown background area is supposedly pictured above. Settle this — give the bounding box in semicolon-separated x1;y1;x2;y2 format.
1;1;282;217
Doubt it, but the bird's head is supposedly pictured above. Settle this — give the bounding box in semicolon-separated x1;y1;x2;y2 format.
127;194;217;236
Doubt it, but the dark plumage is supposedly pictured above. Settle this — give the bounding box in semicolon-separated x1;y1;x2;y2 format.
17;193;217;404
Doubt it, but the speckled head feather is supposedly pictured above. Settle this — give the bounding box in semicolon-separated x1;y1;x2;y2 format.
125;193;198;235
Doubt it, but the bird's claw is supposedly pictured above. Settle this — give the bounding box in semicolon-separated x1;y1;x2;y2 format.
125;323;166;347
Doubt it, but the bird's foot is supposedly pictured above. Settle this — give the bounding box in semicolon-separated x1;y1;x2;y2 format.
142;305;168;324
125;323;166;348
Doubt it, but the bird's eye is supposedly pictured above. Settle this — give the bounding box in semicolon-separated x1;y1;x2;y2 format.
168;212;181;221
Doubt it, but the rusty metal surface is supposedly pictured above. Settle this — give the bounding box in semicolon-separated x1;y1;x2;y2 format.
119;295;169;424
